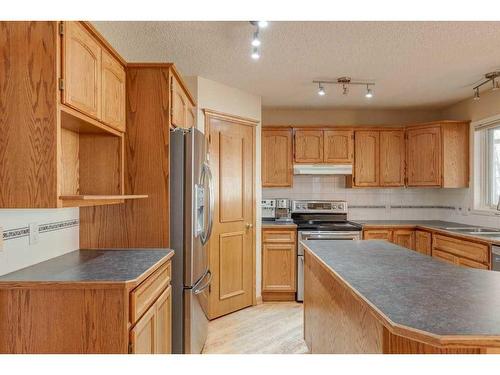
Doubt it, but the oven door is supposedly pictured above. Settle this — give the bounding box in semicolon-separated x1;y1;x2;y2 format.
298;231;361;255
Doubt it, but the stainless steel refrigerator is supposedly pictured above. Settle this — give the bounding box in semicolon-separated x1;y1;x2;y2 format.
170;128;214;354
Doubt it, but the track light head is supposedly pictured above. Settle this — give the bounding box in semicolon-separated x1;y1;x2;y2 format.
251;31;261;47
365;86;373;98
473;88;480;101
493;78;500;91
318;83;326;96
251;47;260;60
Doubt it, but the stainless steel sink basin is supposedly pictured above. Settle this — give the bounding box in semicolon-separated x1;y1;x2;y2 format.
444;227;500;234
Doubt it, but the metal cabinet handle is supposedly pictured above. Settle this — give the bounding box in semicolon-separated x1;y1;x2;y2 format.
200;162;215;245
246;223;253;230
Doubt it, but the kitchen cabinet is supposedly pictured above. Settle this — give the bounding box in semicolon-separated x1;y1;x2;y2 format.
62;21;102;119
406;122;469;188
171;74;196;129
262;228;297;301
432;233;490;269
294;130;324;163
392;229;415;250
353;131;380;186
130;285;172;354
379;130;405;187
0;254;173;354
415;230;432;255
363;229;393;242
0;21;147;209
262;129;293;187
324;130;354;163
101;49;126;131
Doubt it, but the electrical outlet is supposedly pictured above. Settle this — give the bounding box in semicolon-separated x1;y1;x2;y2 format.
0;226;4;252
29;223;39;245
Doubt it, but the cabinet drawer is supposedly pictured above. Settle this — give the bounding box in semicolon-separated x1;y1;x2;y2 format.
457;257;489;270
262;230;296;243
432;249;457;265
130;261;171;324
363;229;393;242
433;234;489;264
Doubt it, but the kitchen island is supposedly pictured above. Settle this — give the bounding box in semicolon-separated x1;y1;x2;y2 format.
303;240;500;354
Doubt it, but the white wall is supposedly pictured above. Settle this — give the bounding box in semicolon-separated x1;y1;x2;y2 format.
185;76;263;299
0;208;79;276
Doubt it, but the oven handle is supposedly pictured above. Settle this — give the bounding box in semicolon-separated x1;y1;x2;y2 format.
300;231;361;240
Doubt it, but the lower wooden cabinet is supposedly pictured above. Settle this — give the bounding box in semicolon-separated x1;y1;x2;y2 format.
130;285;172;354
415;230;432;255
392;229;415;250
262;228;297;301
363;229;393;242
432;234;490;270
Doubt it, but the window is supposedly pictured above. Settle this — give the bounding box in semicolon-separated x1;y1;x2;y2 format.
473;116;500;212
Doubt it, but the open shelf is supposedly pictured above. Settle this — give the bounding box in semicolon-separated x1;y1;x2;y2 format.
60;195;148;208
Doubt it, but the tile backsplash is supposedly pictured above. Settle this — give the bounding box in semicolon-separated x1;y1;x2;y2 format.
263;175;500;227
0;208;79;276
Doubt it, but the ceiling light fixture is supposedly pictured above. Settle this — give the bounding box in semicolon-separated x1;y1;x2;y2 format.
249;21;269;60
318;83;326;96
365;85;373;98
313;77;375;99
472;71;500;101
251;31;261;47
251;46;260;60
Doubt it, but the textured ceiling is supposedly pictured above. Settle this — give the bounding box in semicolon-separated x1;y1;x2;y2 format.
92;21;500;109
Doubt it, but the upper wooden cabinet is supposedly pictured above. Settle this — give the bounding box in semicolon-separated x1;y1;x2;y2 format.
62;21;102;119
294;130;324;163
101;50;126;131
324;130;354;163
294;129;353;164
406;122;469;188
61;22;127;133
379;130;405;187
262;129;293;187
170;74;196;129
353;131;380;186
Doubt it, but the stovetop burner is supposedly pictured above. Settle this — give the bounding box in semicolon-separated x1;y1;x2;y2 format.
290;200;360;231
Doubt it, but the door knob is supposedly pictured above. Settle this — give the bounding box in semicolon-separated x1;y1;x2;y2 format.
245;223;253;230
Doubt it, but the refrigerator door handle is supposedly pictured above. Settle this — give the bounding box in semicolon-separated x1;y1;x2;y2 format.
194;270;212;295
200;162;215;245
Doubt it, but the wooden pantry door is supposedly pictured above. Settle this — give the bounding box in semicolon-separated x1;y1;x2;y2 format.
205;110;257;320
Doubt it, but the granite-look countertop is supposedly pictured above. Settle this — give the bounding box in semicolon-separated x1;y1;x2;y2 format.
262;219;297;229
355;220;500;244
0;249;173;284
303;240;500;336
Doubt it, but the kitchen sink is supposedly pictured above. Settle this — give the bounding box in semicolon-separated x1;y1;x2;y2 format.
444;227;500;234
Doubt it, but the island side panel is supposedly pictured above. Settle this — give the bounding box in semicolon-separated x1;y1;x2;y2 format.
303;249;384;353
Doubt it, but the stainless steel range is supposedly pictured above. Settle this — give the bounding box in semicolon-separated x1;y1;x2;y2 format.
293;200;361;302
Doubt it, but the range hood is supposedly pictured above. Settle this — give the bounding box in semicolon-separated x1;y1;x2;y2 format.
293;164;353;175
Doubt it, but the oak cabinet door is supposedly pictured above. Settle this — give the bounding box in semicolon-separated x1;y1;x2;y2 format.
262;129;293;187
406;126;442;186
262;243;296;292
155;286;172;354
324;130;353;164
130;302;156;354
101;50;126;131
457;257;489;270
415;230;432;255
392;229;415;250
354;131;379;186
171;75;188;128
62;22;101;119
432;249;457;266
363;229;393;242
294;130;324;163
380;130;405;186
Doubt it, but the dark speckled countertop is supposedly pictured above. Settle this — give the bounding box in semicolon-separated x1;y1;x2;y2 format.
0;249;173;284
303;240;500;336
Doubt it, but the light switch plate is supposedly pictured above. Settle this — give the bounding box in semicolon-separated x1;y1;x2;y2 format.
29;223;39;245
0;226;3;251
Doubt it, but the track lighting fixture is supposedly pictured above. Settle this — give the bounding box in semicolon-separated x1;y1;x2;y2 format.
318;83;326;96
251;46;260;60
472;71;500;101
249;21;269;60
313;77;375;99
